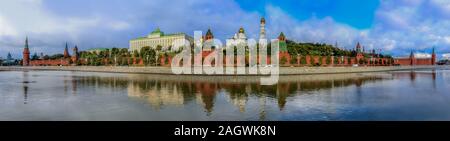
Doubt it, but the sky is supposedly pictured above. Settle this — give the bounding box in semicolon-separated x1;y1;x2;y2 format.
1;0;449;59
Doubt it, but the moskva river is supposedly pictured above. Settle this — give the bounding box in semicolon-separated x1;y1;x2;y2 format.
0;69;449;120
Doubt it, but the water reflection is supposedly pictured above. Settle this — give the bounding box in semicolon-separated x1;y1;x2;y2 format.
23;71;29;104
71;73;393;114
1;69;446;120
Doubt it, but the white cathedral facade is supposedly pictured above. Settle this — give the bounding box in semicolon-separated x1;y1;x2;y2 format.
226;18;267;48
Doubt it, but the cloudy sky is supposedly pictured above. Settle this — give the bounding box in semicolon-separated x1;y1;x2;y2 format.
1;0;449;58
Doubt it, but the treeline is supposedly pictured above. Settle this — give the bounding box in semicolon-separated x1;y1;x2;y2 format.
78;46;175;66
285;40;392;58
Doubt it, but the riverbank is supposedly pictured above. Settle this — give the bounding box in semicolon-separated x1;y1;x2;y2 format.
0;65;446;75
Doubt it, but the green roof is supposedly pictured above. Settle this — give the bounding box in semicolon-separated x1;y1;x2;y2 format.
151;28;164;35
130;33;188;41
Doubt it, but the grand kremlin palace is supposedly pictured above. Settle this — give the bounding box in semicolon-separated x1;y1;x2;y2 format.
129;28;194;52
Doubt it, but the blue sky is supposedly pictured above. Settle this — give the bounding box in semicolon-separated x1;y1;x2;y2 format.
237;0;380;29
1;0;449;59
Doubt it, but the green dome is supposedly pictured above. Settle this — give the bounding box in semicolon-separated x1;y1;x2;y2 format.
151;27;164;36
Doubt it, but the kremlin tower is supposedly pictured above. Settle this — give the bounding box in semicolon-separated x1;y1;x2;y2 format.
278;32;288;53
22;37;30;66
64;42;70;58
355;42;364;63
204;28;214;41
431;47;436;65
71;45;79;64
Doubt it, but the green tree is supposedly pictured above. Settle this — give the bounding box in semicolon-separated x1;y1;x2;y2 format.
280;56;287;65
326;56;331;65
300;56;307;65
290;55;298;65
156;45;163;51
334;56;339;64
140;46;156;65
31;53;39;60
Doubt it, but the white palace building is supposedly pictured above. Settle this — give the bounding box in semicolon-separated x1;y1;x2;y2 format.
129;28;194;52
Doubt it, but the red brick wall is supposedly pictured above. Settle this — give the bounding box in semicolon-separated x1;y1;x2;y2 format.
30;59;70;66
394;58;433;66
416;59;432;65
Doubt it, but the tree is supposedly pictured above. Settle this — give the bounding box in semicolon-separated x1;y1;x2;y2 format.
290;55;298;65
156;45;163;51
359;59;364;65
111;48;119;56
326;56;332;65
133;50;139;58
43;55;50;60
334;56;339;64
49;54;64;60
164;53;170;65
32;53;39;60
280;56;287;65
300;56;307;65
140;46;156;65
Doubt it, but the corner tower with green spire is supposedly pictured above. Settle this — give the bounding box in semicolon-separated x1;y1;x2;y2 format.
278;32;288;53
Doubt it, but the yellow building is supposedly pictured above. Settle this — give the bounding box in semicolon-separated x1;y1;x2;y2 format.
129;28;194;52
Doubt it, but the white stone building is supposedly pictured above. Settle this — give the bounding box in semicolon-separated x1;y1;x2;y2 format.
129;28;193;52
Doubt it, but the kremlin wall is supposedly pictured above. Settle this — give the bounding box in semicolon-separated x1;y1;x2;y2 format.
21;17;436;67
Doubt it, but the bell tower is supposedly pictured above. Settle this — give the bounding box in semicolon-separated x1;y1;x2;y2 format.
259;17;266;40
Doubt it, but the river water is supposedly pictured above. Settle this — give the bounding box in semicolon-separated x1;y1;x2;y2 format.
0;68;449;121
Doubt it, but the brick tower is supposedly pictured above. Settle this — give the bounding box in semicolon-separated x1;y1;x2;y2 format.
410;51;416;66
22;37;30;66
64;42;70;58
355;42;364;63
431;47;436;65
71;45;79;64
204;28;214;41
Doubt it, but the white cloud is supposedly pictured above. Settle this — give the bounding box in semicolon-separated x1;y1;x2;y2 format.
0;0;131;57
265;5;363;48
0;15;18;37
414;53;431;58
443;53;450;59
